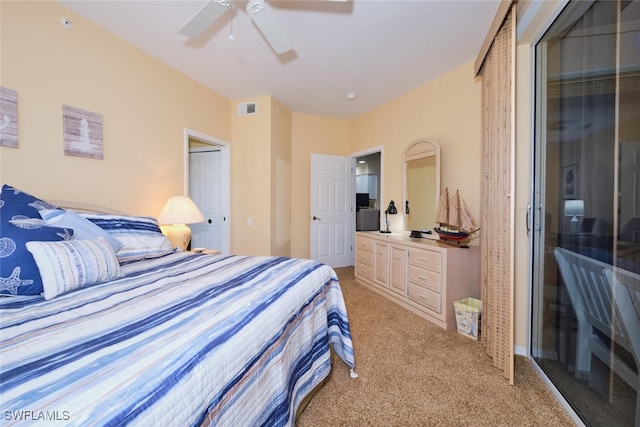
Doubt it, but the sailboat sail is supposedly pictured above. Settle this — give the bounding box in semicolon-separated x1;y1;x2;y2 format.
435;189;449;225
458;193;479;233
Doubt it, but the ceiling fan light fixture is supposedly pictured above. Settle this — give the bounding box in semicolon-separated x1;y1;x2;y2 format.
179;0;295;55
246;0;266;15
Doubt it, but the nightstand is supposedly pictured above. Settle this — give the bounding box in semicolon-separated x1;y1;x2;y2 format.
190;248;221;255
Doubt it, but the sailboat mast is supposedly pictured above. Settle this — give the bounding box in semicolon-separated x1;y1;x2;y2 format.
455;190;462;231
445;189;450;229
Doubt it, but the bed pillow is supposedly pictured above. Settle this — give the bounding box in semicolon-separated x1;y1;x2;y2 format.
0;184;57;221
26;237;123;300
0;221;74;296
39;208;123;252
81;213;174;263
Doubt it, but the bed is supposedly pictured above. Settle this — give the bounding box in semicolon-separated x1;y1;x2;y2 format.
0;185;356;426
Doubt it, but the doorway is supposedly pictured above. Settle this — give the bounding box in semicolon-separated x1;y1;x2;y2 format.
184;128;230;255
308;147;383;268
354;148;383;233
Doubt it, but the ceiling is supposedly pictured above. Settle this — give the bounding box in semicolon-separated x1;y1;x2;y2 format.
57;0;501;120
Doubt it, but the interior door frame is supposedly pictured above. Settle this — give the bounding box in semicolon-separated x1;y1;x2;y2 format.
183;128;231;255
351;145;385;235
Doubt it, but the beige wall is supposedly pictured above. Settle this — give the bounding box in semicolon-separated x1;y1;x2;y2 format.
270;99;292;257
351;62;482;241
290;113;351;258
228;96;292;257
0;1;230;217
230;96;272;255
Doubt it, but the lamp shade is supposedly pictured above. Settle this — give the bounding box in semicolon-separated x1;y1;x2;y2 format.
564;200;584;218
158;196;205;225
387;200;398;215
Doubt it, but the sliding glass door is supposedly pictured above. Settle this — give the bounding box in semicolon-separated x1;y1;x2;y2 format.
531;1;640;425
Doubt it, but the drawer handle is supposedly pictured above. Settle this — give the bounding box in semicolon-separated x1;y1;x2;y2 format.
418;276;427;280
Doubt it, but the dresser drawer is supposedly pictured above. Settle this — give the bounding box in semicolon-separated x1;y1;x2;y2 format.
408;283;442;313
408;265;441;293
408;248;441;273
356;248;374;267
356;236;374;253
355;263;374;281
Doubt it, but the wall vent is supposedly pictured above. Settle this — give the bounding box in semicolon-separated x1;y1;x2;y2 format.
237;102;257;116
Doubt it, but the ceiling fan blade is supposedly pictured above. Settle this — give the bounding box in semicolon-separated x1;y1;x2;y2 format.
178;0;231;37
246;0;293;55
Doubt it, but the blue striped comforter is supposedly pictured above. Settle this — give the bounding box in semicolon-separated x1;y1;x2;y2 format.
0;253;355;426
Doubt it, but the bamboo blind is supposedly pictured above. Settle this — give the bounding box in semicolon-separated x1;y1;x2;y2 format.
474;0;515;77
477;3;516;383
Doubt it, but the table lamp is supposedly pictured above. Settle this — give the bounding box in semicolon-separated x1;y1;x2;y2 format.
564;199;584;234
380;200;398;233
158;196;205;250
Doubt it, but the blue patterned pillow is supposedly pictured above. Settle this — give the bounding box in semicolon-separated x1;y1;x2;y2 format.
26;237;123;300
0;184;57;221
0;221;74;296
81;214;174;263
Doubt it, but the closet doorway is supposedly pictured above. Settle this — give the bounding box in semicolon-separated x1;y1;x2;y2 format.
184;128;230;255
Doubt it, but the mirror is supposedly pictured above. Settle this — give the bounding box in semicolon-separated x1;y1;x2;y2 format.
403;138;440;236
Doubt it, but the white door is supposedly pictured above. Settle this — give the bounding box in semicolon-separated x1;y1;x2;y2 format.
189;148;223;252
310;154;353;267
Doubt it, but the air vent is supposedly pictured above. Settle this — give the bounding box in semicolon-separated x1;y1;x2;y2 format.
237;102;257;116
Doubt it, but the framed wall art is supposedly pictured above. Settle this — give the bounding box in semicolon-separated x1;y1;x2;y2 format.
0;87;18;148
63;105;103;159
562;163;578;199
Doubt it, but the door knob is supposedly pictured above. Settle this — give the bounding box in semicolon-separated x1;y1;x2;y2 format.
312;216;321;221
208;219;212;224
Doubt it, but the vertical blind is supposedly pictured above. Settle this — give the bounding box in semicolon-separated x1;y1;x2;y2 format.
475;0;516;384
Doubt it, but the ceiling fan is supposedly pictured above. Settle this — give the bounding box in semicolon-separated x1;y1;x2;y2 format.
178;0;347;55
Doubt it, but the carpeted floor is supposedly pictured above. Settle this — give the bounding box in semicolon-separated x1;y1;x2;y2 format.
297;267;576;426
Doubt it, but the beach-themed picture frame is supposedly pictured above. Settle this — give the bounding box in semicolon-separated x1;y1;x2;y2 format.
63;105;103;159
0;87;19;148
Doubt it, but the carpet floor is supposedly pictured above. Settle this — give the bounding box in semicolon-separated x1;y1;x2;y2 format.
296;267;576;426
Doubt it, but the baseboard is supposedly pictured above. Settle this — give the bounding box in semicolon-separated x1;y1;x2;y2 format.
514;345;527;356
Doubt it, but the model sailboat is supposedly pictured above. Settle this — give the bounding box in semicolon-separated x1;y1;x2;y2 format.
434;188;480;244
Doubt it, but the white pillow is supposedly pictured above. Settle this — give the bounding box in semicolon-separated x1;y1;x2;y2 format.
39;209;123;252
26;237;123;300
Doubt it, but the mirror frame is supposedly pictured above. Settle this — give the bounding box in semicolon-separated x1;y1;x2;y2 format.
402;138;441;238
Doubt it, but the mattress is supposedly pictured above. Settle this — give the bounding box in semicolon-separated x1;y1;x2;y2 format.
0;252;355;426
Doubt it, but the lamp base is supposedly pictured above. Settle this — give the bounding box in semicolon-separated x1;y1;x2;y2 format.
380;230;391;234
160;224;192;251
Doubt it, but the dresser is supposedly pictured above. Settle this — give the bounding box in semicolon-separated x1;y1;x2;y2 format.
355;231;481;330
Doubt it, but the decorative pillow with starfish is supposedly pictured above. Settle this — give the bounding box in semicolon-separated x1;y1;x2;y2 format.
0;184;57;221
1;220;74;296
